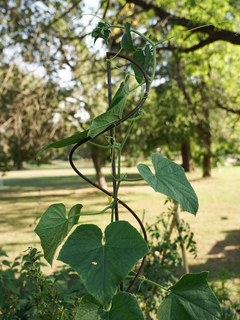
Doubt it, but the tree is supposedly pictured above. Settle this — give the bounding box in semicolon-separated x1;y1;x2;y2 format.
104;0;240;176
0;0;115;184
0;63;76;169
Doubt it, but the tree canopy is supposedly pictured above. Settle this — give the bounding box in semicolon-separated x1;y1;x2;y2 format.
1;0;240;176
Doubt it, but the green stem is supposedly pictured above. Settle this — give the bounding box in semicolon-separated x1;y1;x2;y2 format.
110;121;137;221
111;150;121;222
126;275;170;292
129;81;145;93
109;25;155;47
88;141;113;149
125;110;145;122
150;45;157;85
154;20;228;47
121;177;143;182
120;121;134;149
78;206;111;217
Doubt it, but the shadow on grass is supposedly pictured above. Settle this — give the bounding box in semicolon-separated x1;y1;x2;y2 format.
189;229;240;279
1;173;144;193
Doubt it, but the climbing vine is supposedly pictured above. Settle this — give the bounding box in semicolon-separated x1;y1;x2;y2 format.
36;19;222;319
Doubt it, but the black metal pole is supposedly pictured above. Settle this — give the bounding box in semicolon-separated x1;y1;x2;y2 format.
107;52;119;222
69;52;150;293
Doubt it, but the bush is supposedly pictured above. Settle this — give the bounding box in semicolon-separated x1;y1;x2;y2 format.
0;247;86;319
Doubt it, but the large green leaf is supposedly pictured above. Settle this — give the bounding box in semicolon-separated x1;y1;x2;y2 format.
121;22;136;52
132;45;153;84
157;272;223;320
37;129;89;156
88;76;130;138
137;153;198;215
34;203;82;266
75;292;145;320
57;221;149;304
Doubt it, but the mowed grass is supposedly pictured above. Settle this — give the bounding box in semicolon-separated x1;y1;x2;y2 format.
0;160;240;304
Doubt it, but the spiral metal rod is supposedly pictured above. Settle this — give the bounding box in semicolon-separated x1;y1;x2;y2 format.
69;51;150;292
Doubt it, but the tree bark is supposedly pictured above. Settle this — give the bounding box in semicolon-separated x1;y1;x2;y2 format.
197;117;212;177
181;140;193;172
91;152;108;190
14;161;23;170
202;153;211;177
195;81;212;177
126;0;240;49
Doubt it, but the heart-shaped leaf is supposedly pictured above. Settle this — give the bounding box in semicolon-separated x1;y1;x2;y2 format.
157;272;222;320
121;22;136;52
35;203;82;266
88;76;130;138
37;129;89;156
137;153;198;215
57;221;149;304
75;292;145;320
132;45;153;84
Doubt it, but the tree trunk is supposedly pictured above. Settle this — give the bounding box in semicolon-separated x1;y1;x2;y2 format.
91;153;108;190
202;154;211;177
181;140;193;172
14;160;24;170
196;83;212;177
198;114;212;177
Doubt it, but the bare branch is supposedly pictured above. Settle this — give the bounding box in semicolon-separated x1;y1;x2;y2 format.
215;100;240;115
126;0;240;50
47;0;83;28
102;0;112;20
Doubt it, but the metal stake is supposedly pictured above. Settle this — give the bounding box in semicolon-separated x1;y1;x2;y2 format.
107;52;119;222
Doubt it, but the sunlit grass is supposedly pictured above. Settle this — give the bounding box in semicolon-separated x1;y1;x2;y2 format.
0;160;240;304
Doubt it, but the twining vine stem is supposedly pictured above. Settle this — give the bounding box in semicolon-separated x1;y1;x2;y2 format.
69;51;150;292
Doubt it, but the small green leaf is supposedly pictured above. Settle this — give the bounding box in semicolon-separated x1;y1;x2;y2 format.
88;76;130;138
121;22;136;52
157;272;223;320
137;153;198;215
5;281;20;295
91;22;111;44
75;292;145;320
37;129;89;156
35;203;82;266
0;247;8;258
58;221;149;304
2;260;10;267
132;45;153;84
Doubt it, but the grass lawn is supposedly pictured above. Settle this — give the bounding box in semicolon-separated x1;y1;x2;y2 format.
0;160;240;305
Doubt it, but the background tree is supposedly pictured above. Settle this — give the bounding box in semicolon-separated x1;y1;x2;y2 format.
0;63;76;169
1;0;240;178
103;0;240;176
0;0;121;187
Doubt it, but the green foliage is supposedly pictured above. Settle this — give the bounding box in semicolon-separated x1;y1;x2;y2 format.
34;203;82;265
121;22;137;52
88;75;130;138
129;202;197;319
0;64;74;169
75;292;145;320
37;130;89;157
33;17;223;320
138;153;199;215
132;45;153;84
221;306;239;320
0;247;84;319
157;272;222;320
210;269;240;319
58;221;149;304
91;21;111;44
